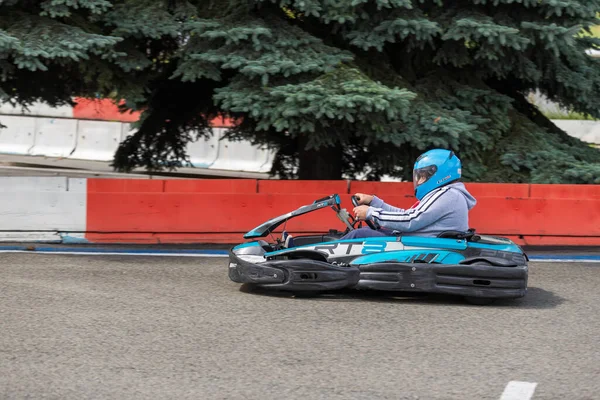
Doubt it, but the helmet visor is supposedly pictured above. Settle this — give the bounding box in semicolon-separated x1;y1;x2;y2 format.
413;165;437;188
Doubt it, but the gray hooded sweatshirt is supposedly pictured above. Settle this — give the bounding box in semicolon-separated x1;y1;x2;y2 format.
366;182;477;237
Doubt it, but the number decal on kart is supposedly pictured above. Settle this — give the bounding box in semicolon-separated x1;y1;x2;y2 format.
314;241;387;255
361;242;387;254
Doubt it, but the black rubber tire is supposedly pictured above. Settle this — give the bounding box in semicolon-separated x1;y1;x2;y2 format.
463;296;496;306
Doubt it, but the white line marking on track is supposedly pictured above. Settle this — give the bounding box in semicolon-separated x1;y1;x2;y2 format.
499;381;538;400
0;250;229;257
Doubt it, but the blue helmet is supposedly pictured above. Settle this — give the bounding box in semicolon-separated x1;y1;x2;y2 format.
413;149;462;200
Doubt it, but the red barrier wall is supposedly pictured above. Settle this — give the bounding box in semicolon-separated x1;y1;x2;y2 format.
88;179;165;192
258;180;348;194
164;179;257;193
73;98;142;122
529;184;600;199
72;98;235;127
86;179;600;245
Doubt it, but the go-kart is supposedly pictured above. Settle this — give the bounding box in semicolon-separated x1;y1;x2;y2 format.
227;194;528;305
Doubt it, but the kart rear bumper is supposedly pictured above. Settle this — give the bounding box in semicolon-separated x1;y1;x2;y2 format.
228;252;528;299
228;251;360;291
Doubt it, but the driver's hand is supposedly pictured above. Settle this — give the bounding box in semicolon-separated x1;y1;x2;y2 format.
354;193;374;205
353;205;370;221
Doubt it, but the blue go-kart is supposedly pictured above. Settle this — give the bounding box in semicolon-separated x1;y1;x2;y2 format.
227;194;529;305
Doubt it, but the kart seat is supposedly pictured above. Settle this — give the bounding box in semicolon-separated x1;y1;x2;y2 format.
437;228;480;242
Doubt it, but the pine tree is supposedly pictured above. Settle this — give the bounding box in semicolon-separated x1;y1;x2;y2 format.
1;1;599;183
0;0;121;107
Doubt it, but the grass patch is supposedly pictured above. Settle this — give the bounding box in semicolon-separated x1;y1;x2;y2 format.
544;111;597;120
579;24;600;39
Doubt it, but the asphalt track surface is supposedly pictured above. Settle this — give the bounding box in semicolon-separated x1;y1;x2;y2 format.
2;253;599;400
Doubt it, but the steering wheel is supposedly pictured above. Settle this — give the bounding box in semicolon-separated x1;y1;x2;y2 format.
351;195;377;230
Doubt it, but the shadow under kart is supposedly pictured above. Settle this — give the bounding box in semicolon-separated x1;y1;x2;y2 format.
228;194;529;305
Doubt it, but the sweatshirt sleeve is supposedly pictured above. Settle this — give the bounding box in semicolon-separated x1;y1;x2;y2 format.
368;195;406;213
367;188;452;233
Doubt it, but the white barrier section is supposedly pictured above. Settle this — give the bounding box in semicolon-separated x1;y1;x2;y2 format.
2;176;69;192
587;49;600;58
121;122;134;142
0;115;36;155
552;120;600;145
29;118;78;157
0;101;74;118
210;130;274;172
0;177;87;233
70;120;123;161
67;177;87;193
185;128;221;168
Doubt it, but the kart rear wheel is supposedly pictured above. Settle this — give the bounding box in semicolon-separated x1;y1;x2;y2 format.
462;261;496;306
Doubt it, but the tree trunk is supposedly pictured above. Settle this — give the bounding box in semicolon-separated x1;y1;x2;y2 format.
298;140;343;180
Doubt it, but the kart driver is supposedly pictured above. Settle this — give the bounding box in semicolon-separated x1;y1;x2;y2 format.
341;148;477;239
